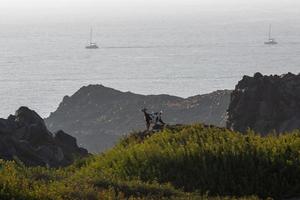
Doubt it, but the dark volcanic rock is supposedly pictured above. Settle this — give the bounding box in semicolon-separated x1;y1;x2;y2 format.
0;107;88;167
227;72;300;135
15;106;45;127
45;85;231;152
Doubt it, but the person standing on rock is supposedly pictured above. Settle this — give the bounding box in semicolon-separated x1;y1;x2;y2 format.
155;111;165;125
141;108;166;131
141;108;152;131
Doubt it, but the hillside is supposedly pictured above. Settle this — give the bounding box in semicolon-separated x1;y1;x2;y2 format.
0;124;299;200
45;85;231;152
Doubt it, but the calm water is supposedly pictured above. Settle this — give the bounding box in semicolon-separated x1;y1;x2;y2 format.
0;18;300;118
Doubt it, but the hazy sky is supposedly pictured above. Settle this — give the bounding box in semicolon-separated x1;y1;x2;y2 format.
0;0;299;24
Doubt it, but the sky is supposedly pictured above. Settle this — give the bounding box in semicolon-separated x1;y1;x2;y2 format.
0;0;299;24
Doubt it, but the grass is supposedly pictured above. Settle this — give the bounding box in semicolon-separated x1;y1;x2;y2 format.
0;124;299;199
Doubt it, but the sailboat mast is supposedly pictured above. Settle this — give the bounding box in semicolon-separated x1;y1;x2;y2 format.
268;24;271;40
90;28;93;44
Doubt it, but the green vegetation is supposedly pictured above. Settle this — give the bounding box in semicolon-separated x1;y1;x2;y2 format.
0;124;299;199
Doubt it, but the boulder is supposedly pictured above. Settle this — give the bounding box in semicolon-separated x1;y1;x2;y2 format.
227;72;300;135
15;106;45;127
54;130;77;149
54;130;88;164
36;145;64;167
0;107;88;167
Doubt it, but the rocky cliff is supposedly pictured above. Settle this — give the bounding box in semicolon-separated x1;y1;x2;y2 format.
0;107;88;167
227;72;300;134
46;85;231;152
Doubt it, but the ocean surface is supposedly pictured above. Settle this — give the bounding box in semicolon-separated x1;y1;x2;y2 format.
0;18;300;118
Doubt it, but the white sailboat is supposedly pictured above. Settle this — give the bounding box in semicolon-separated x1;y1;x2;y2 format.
264;24;278;45
85;28;99;49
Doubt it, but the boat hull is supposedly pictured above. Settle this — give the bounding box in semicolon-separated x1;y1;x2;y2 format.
85;45;99;49
264;41;277;45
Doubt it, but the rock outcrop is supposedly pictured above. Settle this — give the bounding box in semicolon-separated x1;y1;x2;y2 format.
46;85;231;152
0;107;88;167
227;72;300;134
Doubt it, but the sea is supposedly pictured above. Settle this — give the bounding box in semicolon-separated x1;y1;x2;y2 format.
1;16;300;118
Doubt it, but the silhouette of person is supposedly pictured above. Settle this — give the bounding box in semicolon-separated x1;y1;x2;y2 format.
141;108;151;130
156;111;165;125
